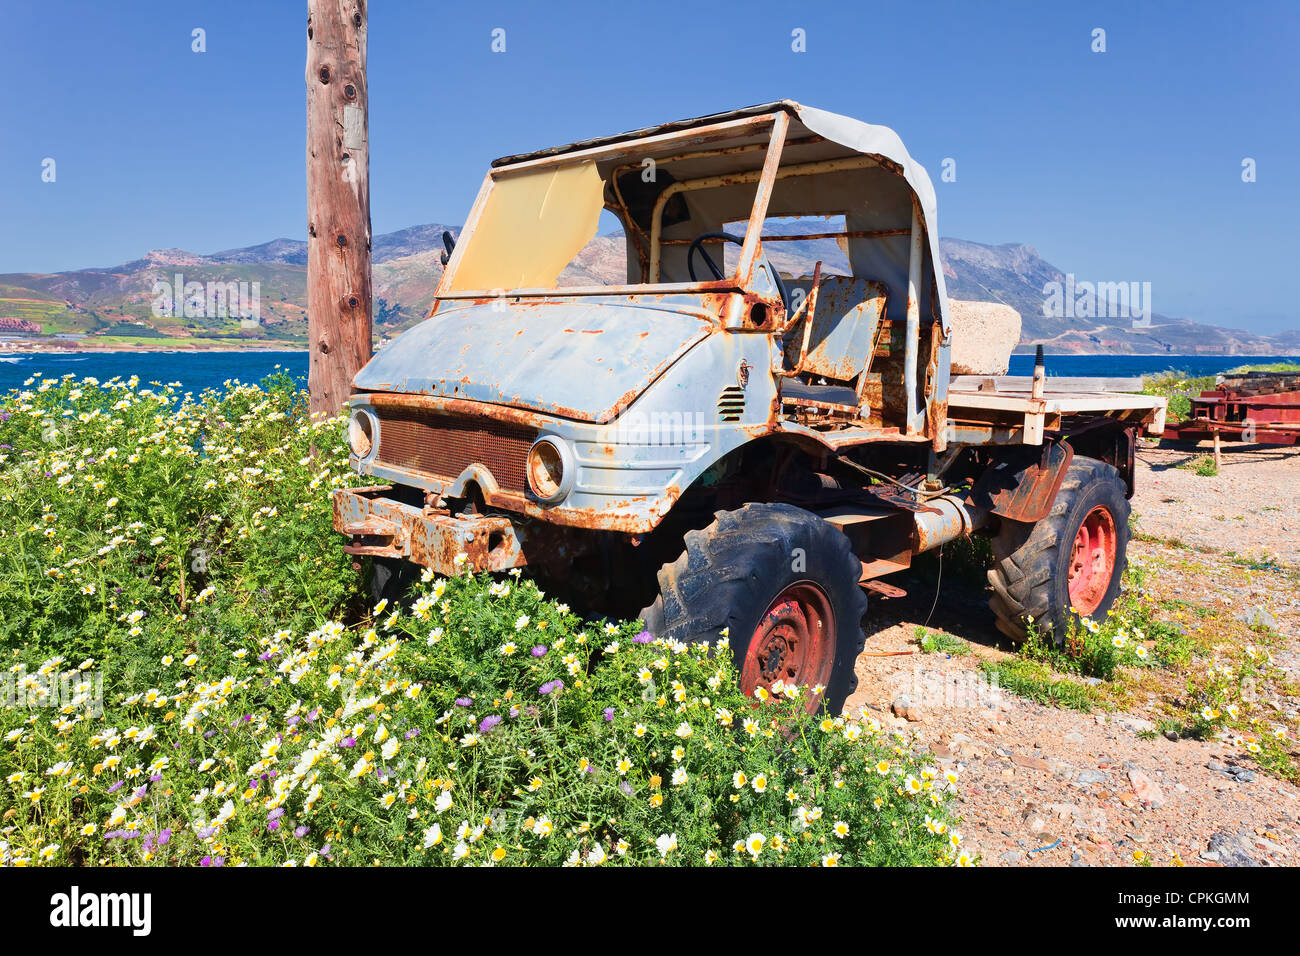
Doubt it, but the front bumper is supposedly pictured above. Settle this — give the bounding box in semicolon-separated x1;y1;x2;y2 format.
332;485;526;575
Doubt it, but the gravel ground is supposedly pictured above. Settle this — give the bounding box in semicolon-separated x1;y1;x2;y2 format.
843;437;1300;867
1133;443;1300;565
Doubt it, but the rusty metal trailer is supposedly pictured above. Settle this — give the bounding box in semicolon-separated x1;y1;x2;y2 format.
1164;371;1300;447
332;101;1166;713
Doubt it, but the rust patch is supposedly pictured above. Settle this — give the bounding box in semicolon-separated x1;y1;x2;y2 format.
969;440;1074;524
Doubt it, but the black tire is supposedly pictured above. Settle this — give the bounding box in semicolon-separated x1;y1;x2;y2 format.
369;556;418;605
639;502;867;715
987;456;1130;645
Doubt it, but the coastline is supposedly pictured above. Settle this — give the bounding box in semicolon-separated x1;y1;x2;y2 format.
0;344;308;356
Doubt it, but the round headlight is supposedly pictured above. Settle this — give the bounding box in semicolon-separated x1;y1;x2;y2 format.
526;437;570;503
349;409;376;459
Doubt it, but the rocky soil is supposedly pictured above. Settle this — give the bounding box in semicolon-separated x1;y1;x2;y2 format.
844;438;1300;867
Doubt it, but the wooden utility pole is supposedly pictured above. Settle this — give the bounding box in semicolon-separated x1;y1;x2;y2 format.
306;0;372;418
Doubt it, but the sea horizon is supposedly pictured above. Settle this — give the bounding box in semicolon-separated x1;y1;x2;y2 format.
1;349;1297;396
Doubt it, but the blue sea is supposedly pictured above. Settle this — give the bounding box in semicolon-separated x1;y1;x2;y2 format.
1;349;1297;396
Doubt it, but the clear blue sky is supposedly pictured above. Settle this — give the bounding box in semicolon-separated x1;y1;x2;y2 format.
1;0;1296;332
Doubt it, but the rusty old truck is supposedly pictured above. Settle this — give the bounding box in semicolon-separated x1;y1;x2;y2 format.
333;101;1167;713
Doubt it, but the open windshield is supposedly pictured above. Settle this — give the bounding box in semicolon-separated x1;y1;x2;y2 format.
440;118;782;295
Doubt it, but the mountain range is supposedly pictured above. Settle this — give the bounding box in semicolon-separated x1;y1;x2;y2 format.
1;225;1294;354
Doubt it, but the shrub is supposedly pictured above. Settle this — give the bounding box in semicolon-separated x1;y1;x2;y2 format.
0;370;357;667
1;570;966;868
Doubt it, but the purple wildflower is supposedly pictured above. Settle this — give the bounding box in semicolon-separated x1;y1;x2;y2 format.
341;737;356;749
633;631;653;643
603;707;615;722
479;715;503;734
294;825;309;839
455;697;472;707
107;780;124;793
531;645;547;657
268;807;286;820
539;679;565;696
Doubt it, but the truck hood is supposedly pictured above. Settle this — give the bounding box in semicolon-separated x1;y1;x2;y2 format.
353;297;715;423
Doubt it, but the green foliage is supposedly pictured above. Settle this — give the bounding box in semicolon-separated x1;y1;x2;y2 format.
1142;371;1214;421
0;370;356;668
987;565;1178;713
1225;361;1300;375
1016;568;1167;681
976;658;1104;712
915;628;970;657
1177;641;1295;781
1180;456;1218;477
0;570;967;868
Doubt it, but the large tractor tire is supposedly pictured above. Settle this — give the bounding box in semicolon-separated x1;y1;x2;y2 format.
987;456;1129;645
639;503;867;715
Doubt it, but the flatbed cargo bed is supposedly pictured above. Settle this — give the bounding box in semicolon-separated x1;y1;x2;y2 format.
946;379;1165;446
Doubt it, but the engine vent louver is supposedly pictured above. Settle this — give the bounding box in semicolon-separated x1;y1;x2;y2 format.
717;386;745;422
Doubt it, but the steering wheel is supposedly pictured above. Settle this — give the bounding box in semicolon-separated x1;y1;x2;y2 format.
686;231;790;313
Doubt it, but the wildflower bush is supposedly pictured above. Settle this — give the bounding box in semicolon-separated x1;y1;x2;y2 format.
1178;643;1295;779
978;565;1171;712
0;374;965;866
1021;564;1173;680
0;371;357;668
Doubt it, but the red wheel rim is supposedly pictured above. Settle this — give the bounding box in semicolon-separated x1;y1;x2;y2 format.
742;581;835;712
1067;506;1117;616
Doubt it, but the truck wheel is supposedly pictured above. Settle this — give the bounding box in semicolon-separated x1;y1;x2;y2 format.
639;503;867;715
987;456;1129;645
369;556;417;605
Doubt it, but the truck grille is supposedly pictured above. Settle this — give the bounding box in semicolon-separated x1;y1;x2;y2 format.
374;408;535;494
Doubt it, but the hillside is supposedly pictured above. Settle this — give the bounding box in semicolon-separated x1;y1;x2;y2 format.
0;225;1292;354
